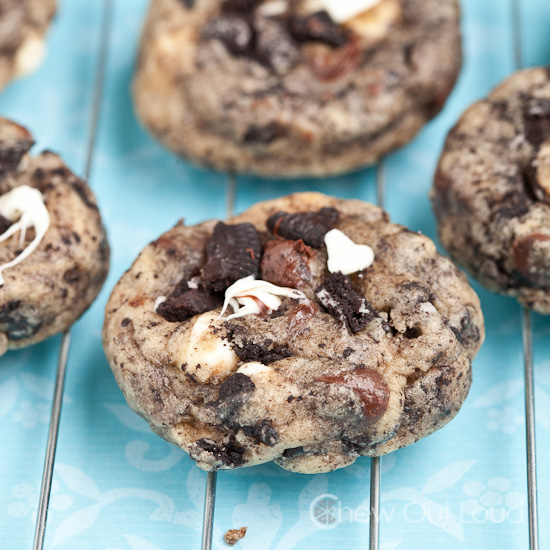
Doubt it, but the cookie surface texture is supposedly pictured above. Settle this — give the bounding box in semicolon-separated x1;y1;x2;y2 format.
433;67;550;313
0;118;110;356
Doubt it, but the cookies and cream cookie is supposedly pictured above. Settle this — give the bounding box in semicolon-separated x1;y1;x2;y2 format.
103;193;483;473
433;68;550;313
0;0;56;92
0;118;109;356
133;0;462;177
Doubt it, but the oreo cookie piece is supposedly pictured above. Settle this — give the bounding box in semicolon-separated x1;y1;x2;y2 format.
316;272;375;333
267;207;339;247
201;222;262;292
157;287;222;322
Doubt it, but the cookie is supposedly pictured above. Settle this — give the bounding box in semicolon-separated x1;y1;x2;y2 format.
432;68;550;313
0;0;56;92
133;0;462;177
0;118;109;356
103;193;483;474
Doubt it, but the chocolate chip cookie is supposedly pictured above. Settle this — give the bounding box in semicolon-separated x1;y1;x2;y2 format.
103;193;483;473
433;68;550;313
133;0;462;177
0;118;109;356
0;0;56;92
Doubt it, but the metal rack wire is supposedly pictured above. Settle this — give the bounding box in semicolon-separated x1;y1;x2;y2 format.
512;0;539;547
31;0;540;548
32;0;114;547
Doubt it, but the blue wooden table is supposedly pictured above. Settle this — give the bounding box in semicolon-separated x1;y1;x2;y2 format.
0;1;549;548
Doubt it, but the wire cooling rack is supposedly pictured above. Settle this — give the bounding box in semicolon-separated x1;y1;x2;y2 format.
0;0;549;548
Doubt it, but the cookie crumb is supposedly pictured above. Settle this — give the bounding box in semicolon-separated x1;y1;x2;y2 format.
224;526;247;545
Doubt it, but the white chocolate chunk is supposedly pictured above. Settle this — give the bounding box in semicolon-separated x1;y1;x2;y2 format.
345;0;401;41
257;0;288;17
0;185;50;286
220;275;305;320
237;362;274;376
313;0;382;23
324;229;374;275
181;312;237;383
14;34;46;77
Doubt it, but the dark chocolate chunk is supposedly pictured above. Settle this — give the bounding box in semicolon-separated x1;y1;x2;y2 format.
523;97;550;146
231;337;293;365
201;222;262;292
63;267;80;284
267;207;339;248
261;239;314;288
319;366;389;425
243;122;284;144
190;436;246;468
203;15;253;56
243;420;279;446
157;288;222;322
289;11;349;48
0;214;12;234
254;16;299;74
316;272;375;333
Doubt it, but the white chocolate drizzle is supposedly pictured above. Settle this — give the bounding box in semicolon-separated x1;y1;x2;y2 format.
325;229;374;275
220;275;305;320
307;0;382;23
0;185;50;286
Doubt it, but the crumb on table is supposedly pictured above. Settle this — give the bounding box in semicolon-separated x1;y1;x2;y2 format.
224;526;247;545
